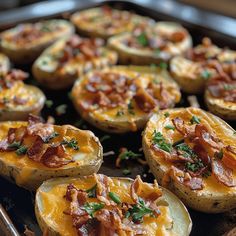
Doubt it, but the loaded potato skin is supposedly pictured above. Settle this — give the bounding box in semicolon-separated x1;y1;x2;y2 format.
71;66;181;133
70;6;154;39
32;35;117;90
0;115;103;190
170;37;236;94
0;69;45;121
108;21;192;65
35;174;192;236
0;19;74;64
142;107;236;213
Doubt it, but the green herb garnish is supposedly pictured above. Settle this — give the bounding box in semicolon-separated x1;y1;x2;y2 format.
190;116;201;124
175;143;197;158
201;70;211;80
127;198;157;223
164;125;175;130
185;161;204;172
120;150;142;161
116;110;124;117
45;100;53;108
82;202;104;217
44;132;59;143
61;138;79;150
55;104;67;115
15;145;28;155
122;168;131;175
164;112;170;117
159;62;168;70
8;142;21;149
86;184;97;198
152;131;172;153
108;192;121;204
136;33;148;46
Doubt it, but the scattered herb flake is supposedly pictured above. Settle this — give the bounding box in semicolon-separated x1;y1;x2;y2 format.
44;132;59;143
82;202;104;217
45;100;53;108
108;192;121;204
190;115;201;124
61;138;79;150
123;168;131;175
119;150;142;161
8;141;21;149
15;145;28;155
116;110;124;117
159;62;168;70
201;70;211;80
55;104;67;115
100;135;110;143
86;184;97;198
136;33;148;46
164;125;175;130
152;131;172;153
164;112;170;117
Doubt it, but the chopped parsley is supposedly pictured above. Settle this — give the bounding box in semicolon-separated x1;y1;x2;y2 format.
45;100;53;108
108;192;121;204
164;112;170;118
8;142;21;149
119;150;142;161
136;33;148;46
44;132;59;143
201;70;211;80
175;143;197;158
185;161;204;172
164;125;175;130
55;104;67;115
190;115;201;124
86;184;97;198
158;62;168;70
82;202;104;217
122;168;131;175
15;145;28;155
152;131;172;153
61;138;79;150
127;198;157;223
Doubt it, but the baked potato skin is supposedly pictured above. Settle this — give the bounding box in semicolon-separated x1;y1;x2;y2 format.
35;176;192;236
0;85;45;121
0;124;103;191
108;22;192;65
32;39;118;90
142;108;236;213
71;66;181;133
0;20;74;64
170;56;206;94
205;90;236;120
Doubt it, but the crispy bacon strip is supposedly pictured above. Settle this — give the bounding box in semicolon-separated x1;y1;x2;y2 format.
211;158;235;187
41;145;73;168
94;174;112;206
172;117;193;137
27;136;46;162
7;126;27;144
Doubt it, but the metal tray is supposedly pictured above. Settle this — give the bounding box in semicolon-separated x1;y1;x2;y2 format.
0;1;235;235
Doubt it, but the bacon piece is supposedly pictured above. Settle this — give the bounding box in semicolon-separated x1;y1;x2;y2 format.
94;174;112;205
134;87;157;113
172;117;194;137
27;136;45;162
7;126;27;144
222;146;236;169
130;176;162;204
211;158;235;187
170;31;185;42
41;145;73;168
183;177;203;190
193;144;211;166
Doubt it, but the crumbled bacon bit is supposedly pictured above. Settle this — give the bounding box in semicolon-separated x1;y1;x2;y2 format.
41;145;73;168
27;136;45;162
211;158;235;187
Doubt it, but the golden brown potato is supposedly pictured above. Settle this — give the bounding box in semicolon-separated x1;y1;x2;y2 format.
0;19;74;64
0;117;103;190
35;174;192;235
143;107;236;213
32;35;117;89
108;22;192;65
71;66;181;133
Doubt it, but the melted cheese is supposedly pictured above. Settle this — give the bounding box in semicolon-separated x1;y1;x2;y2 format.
145;107;236;194
0;122;100;185
39;177;175;236
72;66;180;128
0;81;37;109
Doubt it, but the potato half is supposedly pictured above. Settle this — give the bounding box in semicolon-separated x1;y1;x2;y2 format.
71;66;181;133
70;6;154;39
0;19;74;64
35;175;192;236
143;107;236;213
0;121;102;190
0;80;45;121
32;35;117;89
108;22;192;65
0;53;10;73
170;39;236;94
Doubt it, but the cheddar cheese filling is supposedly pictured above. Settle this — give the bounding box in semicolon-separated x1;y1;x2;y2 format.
38;174;175;236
